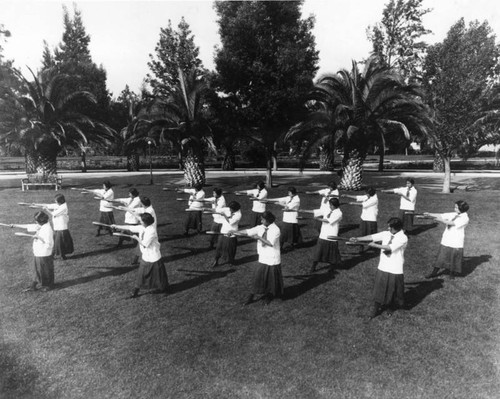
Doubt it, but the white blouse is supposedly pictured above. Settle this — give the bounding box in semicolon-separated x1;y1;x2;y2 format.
134;206;157;229
371;230;407;274
26;223;54;257
183;189;205;210
318;188;340;213
277;195;300;223
93;188;114;212
127;225;162;262
313;208;342;241
440;212;469;248
45;203;69;231
355;194;378;222
220;209;242;234
246;188;268;213
244;223;281;266
205;196;227;223
394;187;417;211
116;196;142;224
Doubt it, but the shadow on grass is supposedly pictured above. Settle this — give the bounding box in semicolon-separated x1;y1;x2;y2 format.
283;270;337;300
403;279;444;310
54;266;138;290
336;250;379;270
462;254;492;277
68;243;135;260
339;223;360;235
169;268;236;294
407;223;438;236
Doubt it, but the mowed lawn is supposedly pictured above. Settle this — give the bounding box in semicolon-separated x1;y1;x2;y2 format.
0;171;499;399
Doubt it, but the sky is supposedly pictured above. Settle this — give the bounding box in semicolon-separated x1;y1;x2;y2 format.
1;0;500;97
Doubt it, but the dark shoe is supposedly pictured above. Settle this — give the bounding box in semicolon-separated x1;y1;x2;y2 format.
183;231;189;237
448;273;455;280
128;289;140;299
39;286;51;292
61;255;67;260
243;294;254;305
23;282;37;292
264;294;274;305
131;256;139;266
309;265;316;274
95;232;101;237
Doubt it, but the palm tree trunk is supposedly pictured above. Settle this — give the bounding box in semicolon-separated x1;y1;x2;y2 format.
25;150;38;174
184;153;205;187
222;146;235;171
127;153;140;171
319;147;335;171
338;149;364;191
37;152;58;178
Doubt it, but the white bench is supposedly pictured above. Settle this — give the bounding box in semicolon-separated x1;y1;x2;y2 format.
21;174;63;191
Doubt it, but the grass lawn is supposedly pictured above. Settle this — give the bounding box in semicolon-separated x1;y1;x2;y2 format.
0;171;499;399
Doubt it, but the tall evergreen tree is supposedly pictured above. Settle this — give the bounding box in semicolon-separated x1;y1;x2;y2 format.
147;17;204;98
367;0;431;82
422;19;500;193
213;0;319;185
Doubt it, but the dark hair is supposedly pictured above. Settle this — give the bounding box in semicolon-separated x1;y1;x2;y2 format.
256;181;266;190
329;197;340;208
288;186;297;195
366;187;376;197
261;211;276;224
456;200;469;213
140;212;155;227
193;183;203;191
34;211;49;225
103;180;112;189
129;188;139;197
387;217;403;232
406;178;415;185
140;196;151;207
228;201;241;211
213;188;222;196
55;193;65;204
328;181;337;190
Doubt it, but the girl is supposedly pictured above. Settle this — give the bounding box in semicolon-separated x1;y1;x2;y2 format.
91;180;115;236
112;213;169;298
350;217;408;319
237;211;283;305
301;198;343;274
204;188;227;249
211;201;242;268
305;180;339;232
114;188;141;247
235;181;268;227
343;187;378;235
12;211;55;292
40;194;74;260
424;200;470;280
179;183;205;235
267;186;301;250
381;178;417;233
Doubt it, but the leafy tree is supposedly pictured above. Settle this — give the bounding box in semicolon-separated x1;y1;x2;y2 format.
422;19;500;192
287;57;431;190
367;0;432;82
147;17;204;98
213;0;319;185
0;67;115;177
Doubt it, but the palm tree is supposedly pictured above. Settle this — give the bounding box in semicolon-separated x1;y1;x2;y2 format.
287;57;431;190
0;66;115;177
150;68;215;186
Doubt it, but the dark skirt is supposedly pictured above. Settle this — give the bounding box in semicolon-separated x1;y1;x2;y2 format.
314;219;323;233
99;211;115;231
208;222;222;247
360;220;378;236
372;269;405;306
280;222;302;245
215;235;238;263
34;255;54;288
54;229;74;256
398;210;414;232
435;245;464;273
185;211;202;232
252;263;284;297
252;212;264;227
314;239;341;264
136;258;169;291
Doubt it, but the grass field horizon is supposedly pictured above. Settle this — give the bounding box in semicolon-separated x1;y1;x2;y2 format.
1;171;499;399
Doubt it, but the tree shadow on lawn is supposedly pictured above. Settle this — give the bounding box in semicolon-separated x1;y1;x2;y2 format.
68;243;136;260
407;223;438;236
339;223;360;235
53;265;138;290
403;279;444;310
